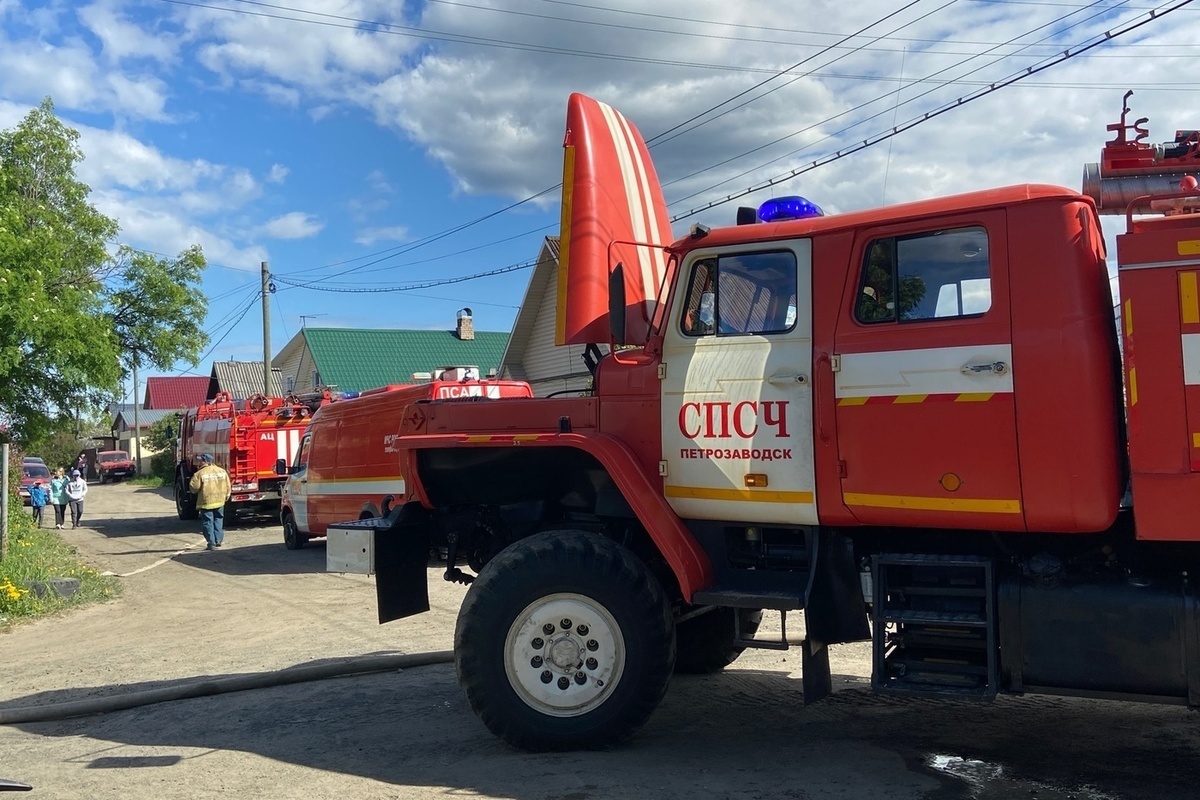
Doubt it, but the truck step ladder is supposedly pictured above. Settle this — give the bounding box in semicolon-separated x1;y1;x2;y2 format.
872;554;998;699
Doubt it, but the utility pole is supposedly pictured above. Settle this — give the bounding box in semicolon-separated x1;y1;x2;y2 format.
262;261;272;396
132;361;142;477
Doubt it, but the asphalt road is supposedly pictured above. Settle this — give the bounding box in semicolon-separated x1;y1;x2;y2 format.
0;481;1197;799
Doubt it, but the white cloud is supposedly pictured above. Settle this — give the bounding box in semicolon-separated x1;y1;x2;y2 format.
355;225;409;246
0;106;273;271
266;164;289;183
184;0;414;100
261;212;325;239
365;169;392;194
94;189;268;270
0;0;180;122
77;2;176;64
0;38;167;121
351;0;1200;218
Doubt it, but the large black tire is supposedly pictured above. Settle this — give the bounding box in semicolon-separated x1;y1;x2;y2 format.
673;607;763;675
175;479;198;520
282;512;306;550
455;530;675;751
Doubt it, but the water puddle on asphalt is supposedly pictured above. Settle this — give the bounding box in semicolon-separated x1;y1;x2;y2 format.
926;754;1122;799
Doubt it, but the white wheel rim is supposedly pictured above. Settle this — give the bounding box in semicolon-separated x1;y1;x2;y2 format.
503;592;625;718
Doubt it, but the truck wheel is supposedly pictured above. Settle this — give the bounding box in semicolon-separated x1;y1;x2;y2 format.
175;480;198;520
283;513;306;550
98;472;106;485
455;530;675;752
673;607;763;674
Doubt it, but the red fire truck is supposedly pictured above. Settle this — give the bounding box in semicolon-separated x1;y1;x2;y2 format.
174;392;321;519
351;91;1200;751
283;370;533;549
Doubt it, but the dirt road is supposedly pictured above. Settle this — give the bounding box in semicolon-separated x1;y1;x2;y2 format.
0;482;1197;799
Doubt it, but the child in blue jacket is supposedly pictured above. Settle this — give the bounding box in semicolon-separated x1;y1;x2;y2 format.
30;481;49;527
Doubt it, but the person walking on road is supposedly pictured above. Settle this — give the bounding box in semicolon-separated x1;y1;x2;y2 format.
49;468;70;529
189;454;231;550
65;469;88;528
29;481;49;527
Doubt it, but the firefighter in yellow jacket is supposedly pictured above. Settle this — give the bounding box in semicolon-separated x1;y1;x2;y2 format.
189;453;232;550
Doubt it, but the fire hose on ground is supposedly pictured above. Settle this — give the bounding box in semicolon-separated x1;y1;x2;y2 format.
0;650;454;726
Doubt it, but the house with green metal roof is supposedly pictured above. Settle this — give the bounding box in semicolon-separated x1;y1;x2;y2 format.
272;311;510;395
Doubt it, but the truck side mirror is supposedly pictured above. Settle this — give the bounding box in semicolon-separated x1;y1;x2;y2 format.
275;458;287;475
608;262;626;344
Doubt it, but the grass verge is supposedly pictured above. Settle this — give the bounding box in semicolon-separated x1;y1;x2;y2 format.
128;475;165;488
0;502;120;628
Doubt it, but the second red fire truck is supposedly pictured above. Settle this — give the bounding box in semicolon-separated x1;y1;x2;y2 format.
175;392;322;519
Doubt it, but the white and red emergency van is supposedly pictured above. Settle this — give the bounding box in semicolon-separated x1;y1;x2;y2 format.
280;369;533;549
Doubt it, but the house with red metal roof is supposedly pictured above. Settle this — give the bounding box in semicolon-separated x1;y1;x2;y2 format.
142;376;210;410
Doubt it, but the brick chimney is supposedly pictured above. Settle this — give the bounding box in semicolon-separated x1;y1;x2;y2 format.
456;307;475;341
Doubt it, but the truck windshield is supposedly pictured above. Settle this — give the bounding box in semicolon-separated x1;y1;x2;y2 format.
99;452;129;462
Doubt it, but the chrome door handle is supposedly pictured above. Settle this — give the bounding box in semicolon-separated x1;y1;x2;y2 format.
768;373;808;386
960;361;1008;376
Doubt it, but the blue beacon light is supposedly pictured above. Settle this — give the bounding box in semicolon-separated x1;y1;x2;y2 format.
757;195;824;222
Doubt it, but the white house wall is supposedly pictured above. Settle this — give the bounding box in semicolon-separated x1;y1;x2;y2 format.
524;261;594;396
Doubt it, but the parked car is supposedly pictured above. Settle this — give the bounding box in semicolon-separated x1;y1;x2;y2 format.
18;462;51;505
96;450;136;483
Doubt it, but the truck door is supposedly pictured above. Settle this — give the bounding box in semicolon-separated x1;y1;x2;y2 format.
660;241;817;525
286;433;312;533
832;214;1025;531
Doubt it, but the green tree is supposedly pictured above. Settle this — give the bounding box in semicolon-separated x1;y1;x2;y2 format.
145;412;181;481
0;98;209;443
105;245;208;374
0;99;120;442
34;428;92;473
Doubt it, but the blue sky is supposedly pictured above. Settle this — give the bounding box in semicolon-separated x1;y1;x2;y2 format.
2;0;1197;402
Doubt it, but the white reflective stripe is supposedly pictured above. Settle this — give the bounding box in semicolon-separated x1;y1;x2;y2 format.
306;478;405;496
1181;334;1200;385
289;429;300;461
837;344;1014;397
599;102;659;319
610;105;667;315
276;431;286;463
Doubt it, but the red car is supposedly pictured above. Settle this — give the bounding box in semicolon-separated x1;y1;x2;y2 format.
96;450;136;484
18;462;51;506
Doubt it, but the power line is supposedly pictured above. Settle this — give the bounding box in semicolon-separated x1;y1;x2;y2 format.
176;291;262;376
159;0;830;77
259;0;1172;297
646;0;936;147
670;0;1194;221
661;0;1123;169
266;2;946;285
666;0;1136;203
274;0;1131;288
271;260;536;294
158;0;1185;307
280;186;556;282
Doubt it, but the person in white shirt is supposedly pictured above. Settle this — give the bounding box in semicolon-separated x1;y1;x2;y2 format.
65;469;89;528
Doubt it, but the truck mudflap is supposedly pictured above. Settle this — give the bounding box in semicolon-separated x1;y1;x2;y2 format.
374;502;433;624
